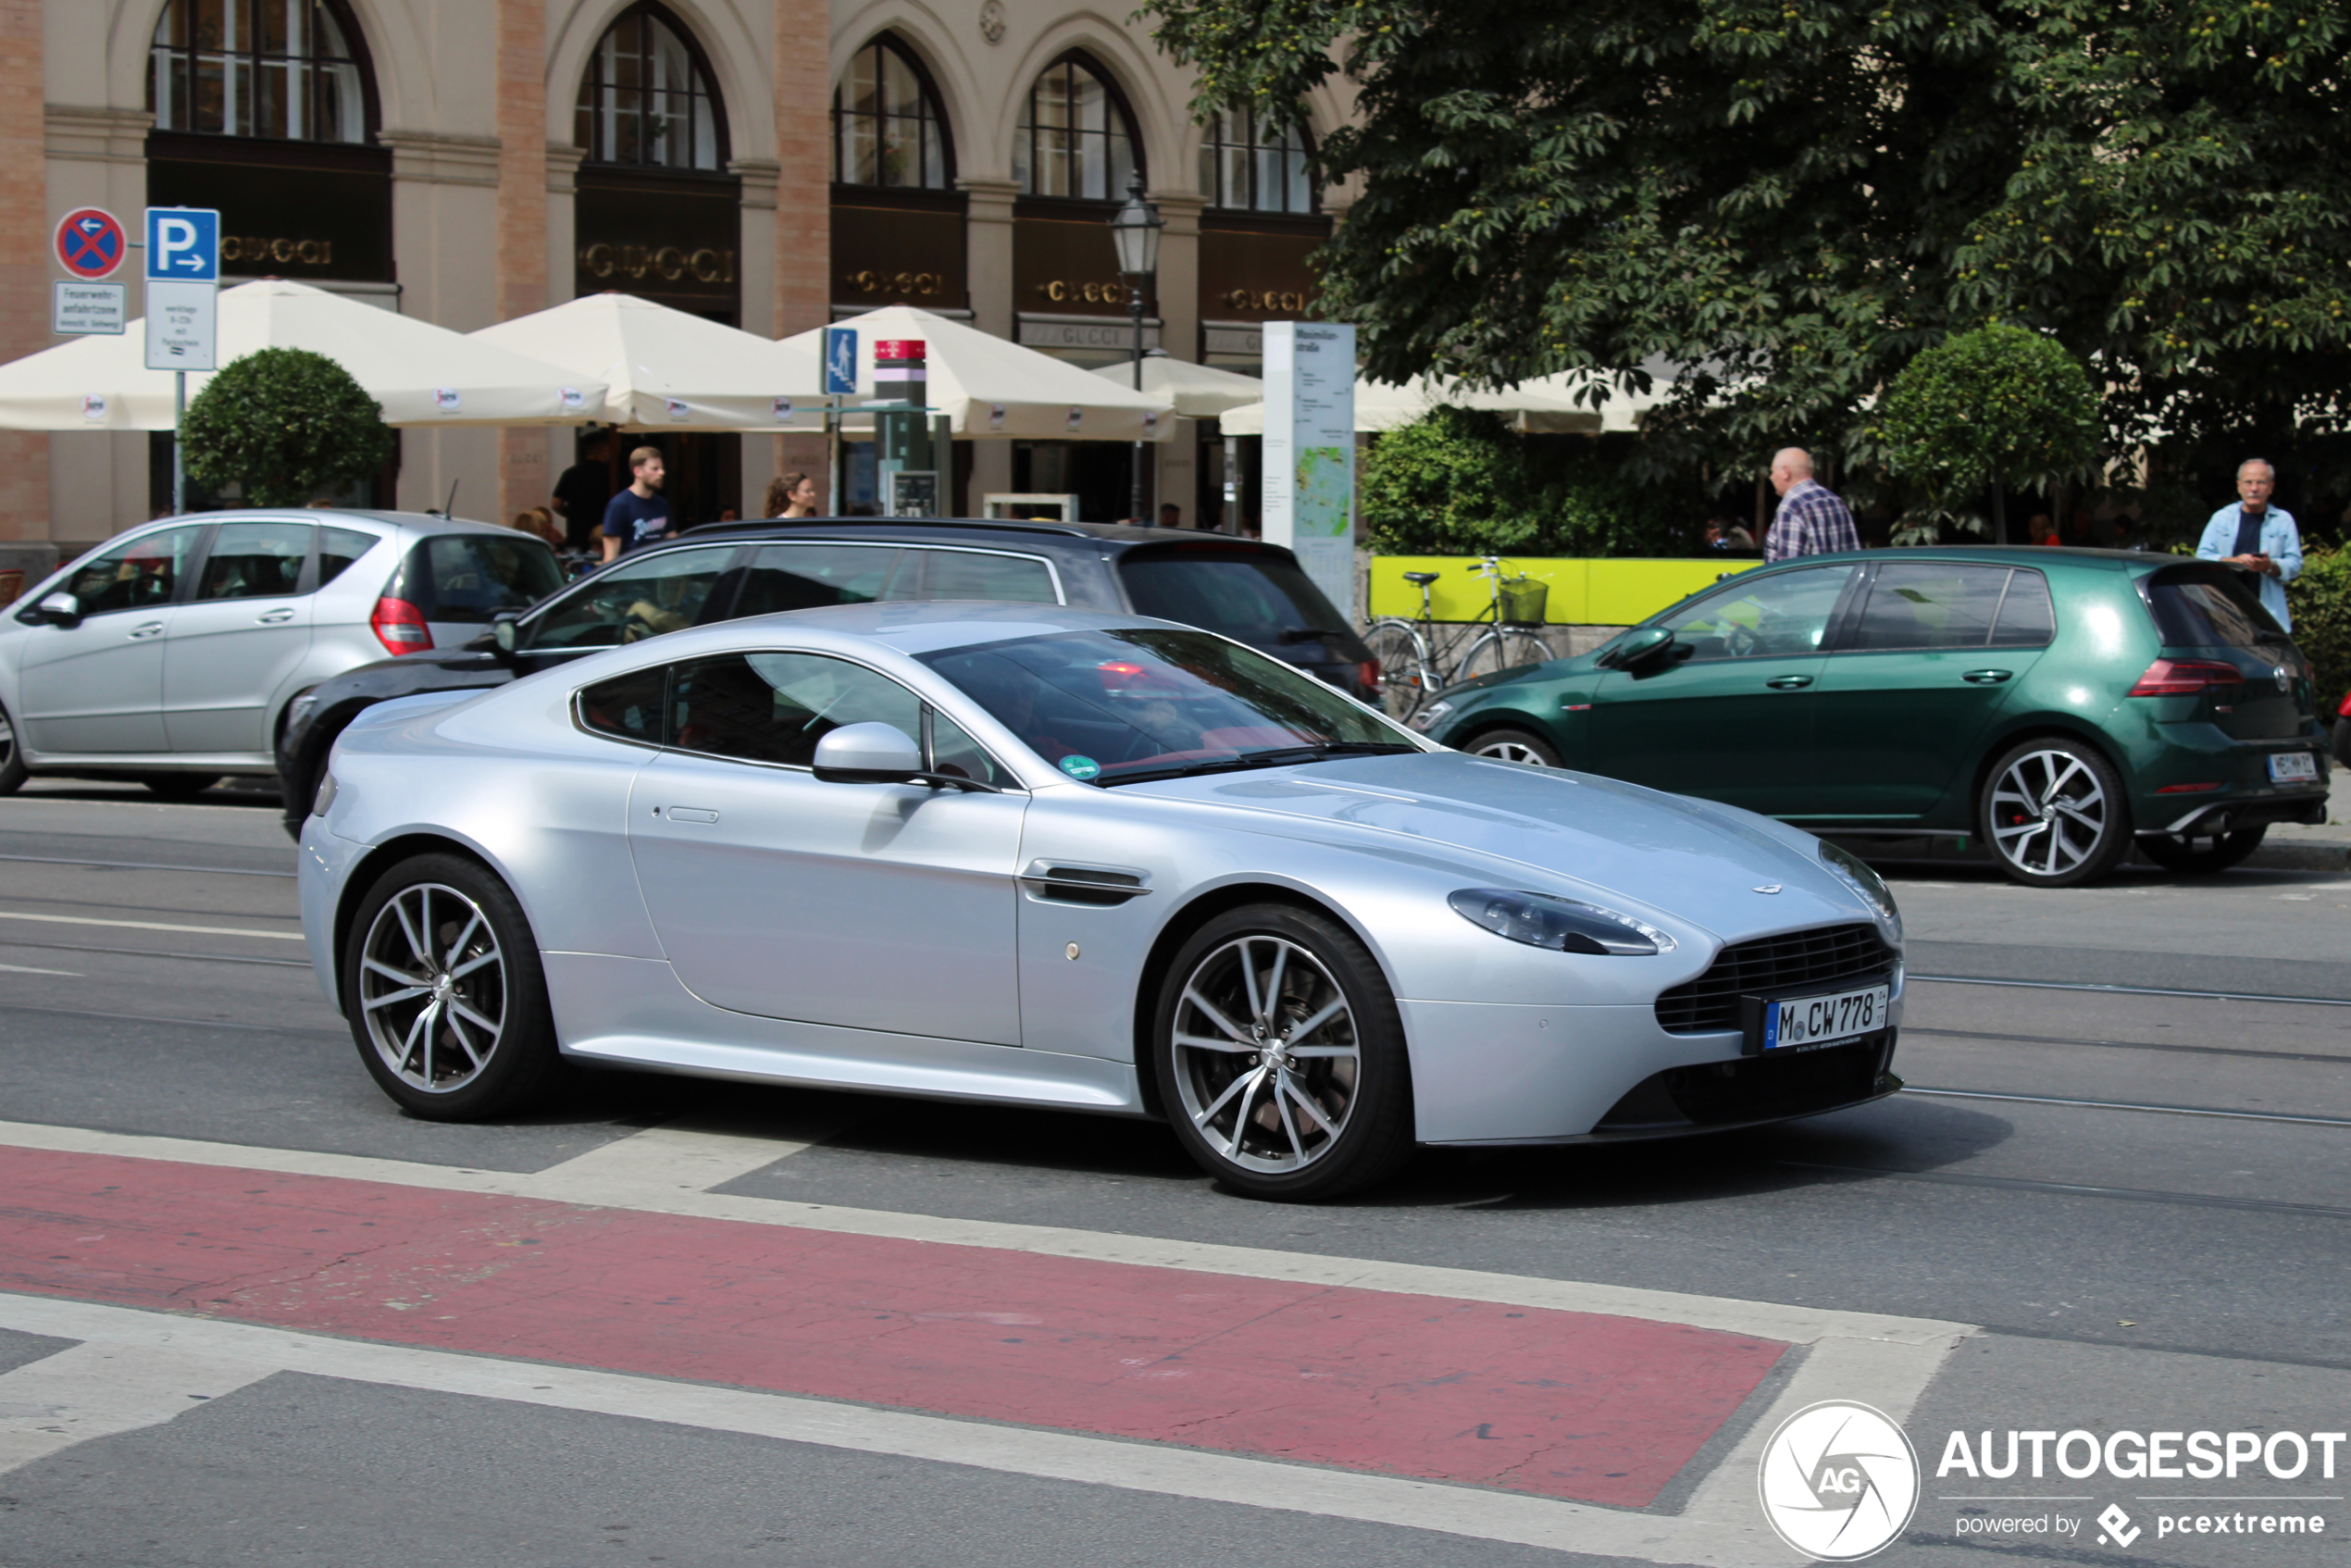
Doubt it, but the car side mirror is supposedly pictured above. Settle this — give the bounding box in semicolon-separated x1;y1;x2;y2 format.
33;591;80;628
811;721;924;784
491;611;520;658
1599;626;1674;670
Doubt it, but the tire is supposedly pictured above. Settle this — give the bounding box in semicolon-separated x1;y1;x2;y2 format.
341;852;563;1121
1362;621;1429;720
137;774;222;798
1151;902;1414;1201
1978;738;2133;888
2138;826;2267;875
1454;629;1553;684
0;697;25;795
1465;726;1562;767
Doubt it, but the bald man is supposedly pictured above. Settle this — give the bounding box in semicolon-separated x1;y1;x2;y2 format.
1764;448;1860;562
2195;458;2303;629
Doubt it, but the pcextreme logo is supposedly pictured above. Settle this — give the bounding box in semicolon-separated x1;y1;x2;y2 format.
1758;1400;1922;1561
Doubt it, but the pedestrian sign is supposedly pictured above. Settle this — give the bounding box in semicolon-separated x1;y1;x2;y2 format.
145;206;219;281
55;208;127;280
825;328;858;396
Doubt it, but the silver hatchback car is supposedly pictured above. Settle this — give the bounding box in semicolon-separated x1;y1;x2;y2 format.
0;509;562;797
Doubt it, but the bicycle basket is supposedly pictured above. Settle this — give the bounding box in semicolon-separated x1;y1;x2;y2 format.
1499;575;1549;625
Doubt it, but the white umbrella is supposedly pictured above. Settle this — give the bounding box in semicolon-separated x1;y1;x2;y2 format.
471;292;825;432
784;306;1172;441
1215;370;1598;436
0;279;608;430
1086;354;1263;419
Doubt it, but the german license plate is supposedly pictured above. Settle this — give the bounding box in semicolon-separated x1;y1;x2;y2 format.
2269;751;2320;784
1761;984;1889;1052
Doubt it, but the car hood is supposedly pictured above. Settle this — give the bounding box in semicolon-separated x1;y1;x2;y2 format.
1126;751;1875;941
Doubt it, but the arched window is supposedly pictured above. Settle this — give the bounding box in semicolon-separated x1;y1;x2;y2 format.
1199;107;1314;214
1014;56;1138;201
834;37;951;189
148;0;371;143
575;4;725;170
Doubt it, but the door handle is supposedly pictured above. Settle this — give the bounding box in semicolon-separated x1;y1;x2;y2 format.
659;806;719;824
255;607;296;624
128;621;164;640
1764;674;1814;690
1961;669;2013;685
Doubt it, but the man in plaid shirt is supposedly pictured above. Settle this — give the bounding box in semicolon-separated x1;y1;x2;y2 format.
1764;448;1860;561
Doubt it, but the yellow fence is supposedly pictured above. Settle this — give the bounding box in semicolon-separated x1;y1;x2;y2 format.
1366;556;1758;626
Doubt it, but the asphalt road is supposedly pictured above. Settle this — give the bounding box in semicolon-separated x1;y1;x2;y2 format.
0;778;2345;1568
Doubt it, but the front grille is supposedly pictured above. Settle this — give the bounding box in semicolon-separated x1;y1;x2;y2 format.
1654;923;1896;1034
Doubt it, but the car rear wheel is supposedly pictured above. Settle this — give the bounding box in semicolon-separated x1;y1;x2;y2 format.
342;852;562;1120
1153;903;1413;1201
0;699;24;794
1466;727;1561;767
1980;739;2133;888
137;774;221;798
2137;826;2267;875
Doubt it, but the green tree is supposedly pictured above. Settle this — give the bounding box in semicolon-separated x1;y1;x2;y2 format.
182;347;392;507
1146;0;2351;485
2287;546;2351;712
1877;325;2101;544
1358;406;1674;556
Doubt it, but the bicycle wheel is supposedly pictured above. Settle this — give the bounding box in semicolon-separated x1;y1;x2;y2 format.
1452;628;1555;684
1362;620;1433;719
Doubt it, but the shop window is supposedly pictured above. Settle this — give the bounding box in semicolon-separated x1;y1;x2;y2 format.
1014;55;1138;201
1199;106;1314;214
835;36;950;189
576;3;725;170
148;0;371;143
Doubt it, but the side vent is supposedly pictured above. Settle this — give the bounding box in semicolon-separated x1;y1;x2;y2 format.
1019;862;1151;906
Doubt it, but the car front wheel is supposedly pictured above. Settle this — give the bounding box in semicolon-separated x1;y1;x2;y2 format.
342;852;562;1120
1467;727;1561;767
1980;739;2132;888
1153;903;1413;1201
0;698;24;794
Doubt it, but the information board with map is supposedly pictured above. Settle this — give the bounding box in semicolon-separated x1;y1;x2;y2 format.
1260;321;1356;613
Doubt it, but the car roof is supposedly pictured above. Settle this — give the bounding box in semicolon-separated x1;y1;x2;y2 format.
1745;544;2161;573
131;508;527;540
671;516;1298;561
671;599;1161;657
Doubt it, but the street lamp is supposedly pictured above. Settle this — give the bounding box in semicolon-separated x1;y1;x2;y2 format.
1108;171;1163;524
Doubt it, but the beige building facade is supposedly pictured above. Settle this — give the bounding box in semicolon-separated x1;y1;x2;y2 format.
11;0;1352;566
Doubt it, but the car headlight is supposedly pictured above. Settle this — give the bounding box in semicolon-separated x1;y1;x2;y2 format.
1408;700;1452;734
1819;840;1902;946
310;773;338;817
1448;888;1675;955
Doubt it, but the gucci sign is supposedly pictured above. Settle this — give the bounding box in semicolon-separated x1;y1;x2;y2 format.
222;236;334;268
1036;280;1133;306
578;244;737;285
844;269;949;296
1221;288;1312;312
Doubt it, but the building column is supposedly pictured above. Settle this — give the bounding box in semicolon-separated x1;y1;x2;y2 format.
1151;192;1204;526
731;156;780;507
381;131;504;516
961;177;1019;506
0;0;50;558
43;103;148;553
495;0;548;527
545;144;584;308
772;0;830;493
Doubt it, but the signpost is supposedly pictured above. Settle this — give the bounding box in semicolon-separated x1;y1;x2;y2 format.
1260;321;1357;613
144;207;220;516
824;328;857;514
53;282;125;336
55;208;126;280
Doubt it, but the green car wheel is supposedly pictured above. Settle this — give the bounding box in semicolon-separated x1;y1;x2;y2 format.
1980;739;2133;888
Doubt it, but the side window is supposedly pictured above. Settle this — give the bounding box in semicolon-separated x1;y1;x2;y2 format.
928;710;1008;787
577;666;668;745
1989;570;2057;647
60;526;205;616
525;546;734;651
733;543;905;616
317;527;379;588
1848;564;2013;651
195;521;312;602
669;652;923;766
914;549;1060;604
1659;565;1855;662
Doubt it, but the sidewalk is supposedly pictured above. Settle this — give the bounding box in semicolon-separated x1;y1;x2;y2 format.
2237;767;2349;872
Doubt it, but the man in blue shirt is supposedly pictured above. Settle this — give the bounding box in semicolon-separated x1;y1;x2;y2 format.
601;446;672;561
2194;458;2302;630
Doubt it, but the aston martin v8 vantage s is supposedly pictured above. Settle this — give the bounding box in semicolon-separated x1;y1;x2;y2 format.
298;602;1907;1200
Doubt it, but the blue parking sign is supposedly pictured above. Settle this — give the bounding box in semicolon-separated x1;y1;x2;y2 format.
825;328;858;396
145;207;219;281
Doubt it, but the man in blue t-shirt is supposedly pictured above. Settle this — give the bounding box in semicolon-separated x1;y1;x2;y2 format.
601;446;672;561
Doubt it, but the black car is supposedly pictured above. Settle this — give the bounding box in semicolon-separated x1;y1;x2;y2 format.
275;517;1378;831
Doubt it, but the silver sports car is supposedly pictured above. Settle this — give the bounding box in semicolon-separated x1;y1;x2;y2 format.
298;602;1906;1200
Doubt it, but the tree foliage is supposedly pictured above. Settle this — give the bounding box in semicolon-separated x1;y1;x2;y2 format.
1357;407;1673;555
1146;0;2351;485
182;347;392;507
1877;324;2101;538
2287;545;2351;711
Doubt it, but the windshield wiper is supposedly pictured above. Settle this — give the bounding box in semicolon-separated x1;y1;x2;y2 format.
1275;627;1353;644
1100;741;1418;787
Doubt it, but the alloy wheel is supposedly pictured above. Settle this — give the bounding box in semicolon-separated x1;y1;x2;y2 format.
357;882;508;1093
1988;749;2110;877
1475;737;1551;765
1169;934;1360;1175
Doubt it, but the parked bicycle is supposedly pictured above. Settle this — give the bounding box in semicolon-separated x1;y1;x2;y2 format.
1363;557;1553;721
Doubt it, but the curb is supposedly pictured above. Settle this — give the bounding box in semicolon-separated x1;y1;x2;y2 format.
2237;839;2351;874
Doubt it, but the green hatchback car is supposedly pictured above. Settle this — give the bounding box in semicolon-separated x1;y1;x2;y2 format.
1413;547;2332;887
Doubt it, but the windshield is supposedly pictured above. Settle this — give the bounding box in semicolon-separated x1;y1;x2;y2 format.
918;628;1412;785
401;534;564;623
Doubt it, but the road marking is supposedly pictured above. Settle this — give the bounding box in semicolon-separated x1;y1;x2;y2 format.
1905;1086;2351;1128
1910;973;2351;1008
0;1338;273;1476
0;937;310;968
0;911;305;941
0;961;80;976
534;1114;849;1193
0;1293;1796;1567
0;852;294;878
